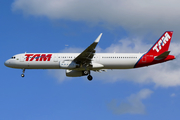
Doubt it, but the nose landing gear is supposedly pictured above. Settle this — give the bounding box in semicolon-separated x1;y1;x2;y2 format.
21;69;25;77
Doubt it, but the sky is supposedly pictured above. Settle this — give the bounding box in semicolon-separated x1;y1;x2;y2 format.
1;0;180;120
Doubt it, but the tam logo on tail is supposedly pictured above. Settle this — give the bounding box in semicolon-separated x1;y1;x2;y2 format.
134;31;175;68
146;31;173;56
153;33;171;52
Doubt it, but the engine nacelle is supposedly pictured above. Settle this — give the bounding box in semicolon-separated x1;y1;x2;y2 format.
66;70;87;77
60;61;79;69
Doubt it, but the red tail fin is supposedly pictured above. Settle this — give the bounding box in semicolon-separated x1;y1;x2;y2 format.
146;31;173;56
134;31;175;68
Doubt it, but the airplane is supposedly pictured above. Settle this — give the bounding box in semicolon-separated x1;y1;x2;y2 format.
4;31;175;81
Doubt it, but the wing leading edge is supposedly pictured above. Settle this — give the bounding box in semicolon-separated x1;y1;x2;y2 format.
73;33;102;65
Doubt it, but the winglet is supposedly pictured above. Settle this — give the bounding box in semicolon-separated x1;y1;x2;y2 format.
95;33;103;43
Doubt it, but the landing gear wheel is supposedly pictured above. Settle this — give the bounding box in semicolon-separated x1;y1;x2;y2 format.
21;74;25;77
87;75;93;81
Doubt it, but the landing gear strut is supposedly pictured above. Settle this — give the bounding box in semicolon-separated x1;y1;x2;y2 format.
21;68;25;77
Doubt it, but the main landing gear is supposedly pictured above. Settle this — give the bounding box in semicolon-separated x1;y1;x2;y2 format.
87;75;93;81
21;68;25;77
84;70;93;81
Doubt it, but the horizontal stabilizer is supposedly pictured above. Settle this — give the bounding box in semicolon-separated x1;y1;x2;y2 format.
155;51;170;60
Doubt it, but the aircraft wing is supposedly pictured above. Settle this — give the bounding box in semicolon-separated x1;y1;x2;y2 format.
73;33;102;65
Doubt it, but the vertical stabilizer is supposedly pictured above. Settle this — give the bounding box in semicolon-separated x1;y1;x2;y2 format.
134;31;174;68
146;31;173;56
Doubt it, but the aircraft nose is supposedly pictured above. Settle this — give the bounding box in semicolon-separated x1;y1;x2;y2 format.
4;60;10;67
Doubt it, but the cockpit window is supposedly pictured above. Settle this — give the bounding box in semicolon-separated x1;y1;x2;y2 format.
11;57;16;59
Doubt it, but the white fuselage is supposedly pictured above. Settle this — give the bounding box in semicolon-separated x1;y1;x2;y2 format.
5;53;144;70
4;31;175;80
